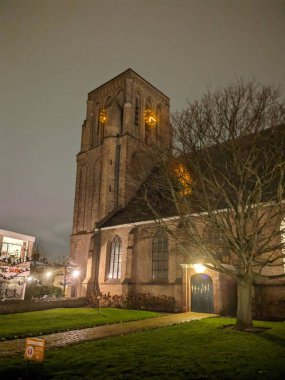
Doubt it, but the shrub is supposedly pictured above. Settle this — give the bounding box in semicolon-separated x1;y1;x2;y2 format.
87;292;175;312
25;285;63;300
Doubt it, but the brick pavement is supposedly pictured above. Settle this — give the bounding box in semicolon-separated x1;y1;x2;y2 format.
0;312;214;358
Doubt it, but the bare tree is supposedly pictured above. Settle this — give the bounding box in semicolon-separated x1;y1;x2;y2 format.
52;256;79;297
31;240;46;262
145;80;285;330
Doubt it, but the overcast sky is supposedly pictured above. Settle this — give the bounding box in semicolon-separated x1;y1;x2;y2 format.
0;0;284;258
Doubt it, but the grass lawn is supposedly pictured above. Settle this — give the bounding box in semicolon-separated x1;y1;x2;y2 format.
0;317;284;379
0;308;159;339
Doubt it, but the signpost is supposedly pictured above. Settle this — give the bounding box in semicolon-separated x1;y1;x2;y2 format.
24;337;46;362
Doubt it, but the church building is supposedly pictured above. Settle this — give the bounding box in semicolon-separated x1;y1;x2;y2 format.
70;69;285;318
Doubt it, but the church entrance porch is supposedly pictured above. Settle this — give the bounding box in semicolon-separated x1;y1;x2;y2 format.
181;264;222;314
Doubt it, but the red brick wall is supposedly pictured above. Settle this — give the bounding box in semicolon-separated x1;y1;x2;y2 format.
253;282;285;320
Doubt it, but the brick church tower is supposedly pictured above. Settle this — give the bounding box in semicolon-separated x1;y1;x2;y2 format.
70;69;170;297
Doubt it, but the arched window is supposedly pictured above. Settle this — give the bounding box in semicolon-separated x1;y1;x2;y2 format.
152;231;168;280
91;103;100;148
203;225;228;262
116;89;124;135
135;96;141;127
156;104;163;141
145;99;152;144
108;236;122;279
77;166;87;231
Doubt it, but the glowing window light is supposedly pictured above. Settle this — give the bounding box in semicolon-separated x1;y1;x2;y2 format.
99;109;107;124
144;109;157;127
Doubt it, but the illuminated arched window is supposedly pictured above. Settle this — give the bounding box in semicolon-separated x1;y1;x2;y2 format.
145;98;153;144
108;236;122;279
152;231;168;280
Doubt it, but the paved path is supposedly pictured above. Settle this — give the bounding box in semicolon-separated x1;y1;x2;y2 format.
0;312;214;358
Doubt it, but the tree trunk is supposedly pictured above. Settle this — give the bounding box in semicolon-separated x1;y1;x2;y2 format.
236;276;253;331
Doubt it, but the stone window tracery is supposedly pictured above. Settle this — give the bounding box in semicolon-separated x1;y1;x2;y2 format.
152;231;168;281
108;235;122;279
135;97;141;127
145;98;153;144
156;104;163;141
91;103;100;148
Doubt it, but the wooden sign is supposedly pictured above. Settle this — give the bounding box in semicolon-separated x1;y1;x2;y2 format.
24;337;46;362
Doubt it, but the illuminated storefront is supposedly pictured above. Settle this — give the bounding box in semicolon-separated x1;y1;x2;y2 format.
0;263;31;300
0;229;35;300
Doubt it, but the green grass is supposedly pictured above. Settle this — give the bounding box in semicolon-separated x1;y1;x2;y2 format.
0;308;159;339
0;317;284;379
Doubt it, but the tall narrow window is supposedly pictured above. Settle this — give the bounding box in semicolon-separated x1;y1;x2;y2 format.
119;106;124;134
116;89;124;134
203;226;227;262
97;108;100;135
145;98;153;144
77;166;87;232
156;104;162;141
114;144;121;206
152;231;168;280
92;104;100;148
108;236;122;279
135;97;140;127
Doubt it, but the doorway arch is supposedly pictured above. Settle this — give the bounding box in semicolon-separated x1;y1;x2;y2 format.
191;274;214;313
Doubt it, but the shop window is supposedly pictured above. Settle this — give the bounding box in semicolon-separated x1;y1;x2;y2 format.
0;237;28;263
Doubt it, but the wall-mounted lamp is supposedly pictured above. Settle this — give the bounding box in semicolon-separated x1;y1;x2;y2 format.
193;263;206;273
71;269;81;278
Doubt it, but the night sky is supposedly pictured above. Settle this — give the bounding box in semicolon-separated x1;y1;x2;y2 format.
1;0;284;258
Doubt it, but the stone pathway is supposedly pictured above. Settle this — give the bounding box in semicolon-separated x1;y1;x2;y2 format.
0;312;214;358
